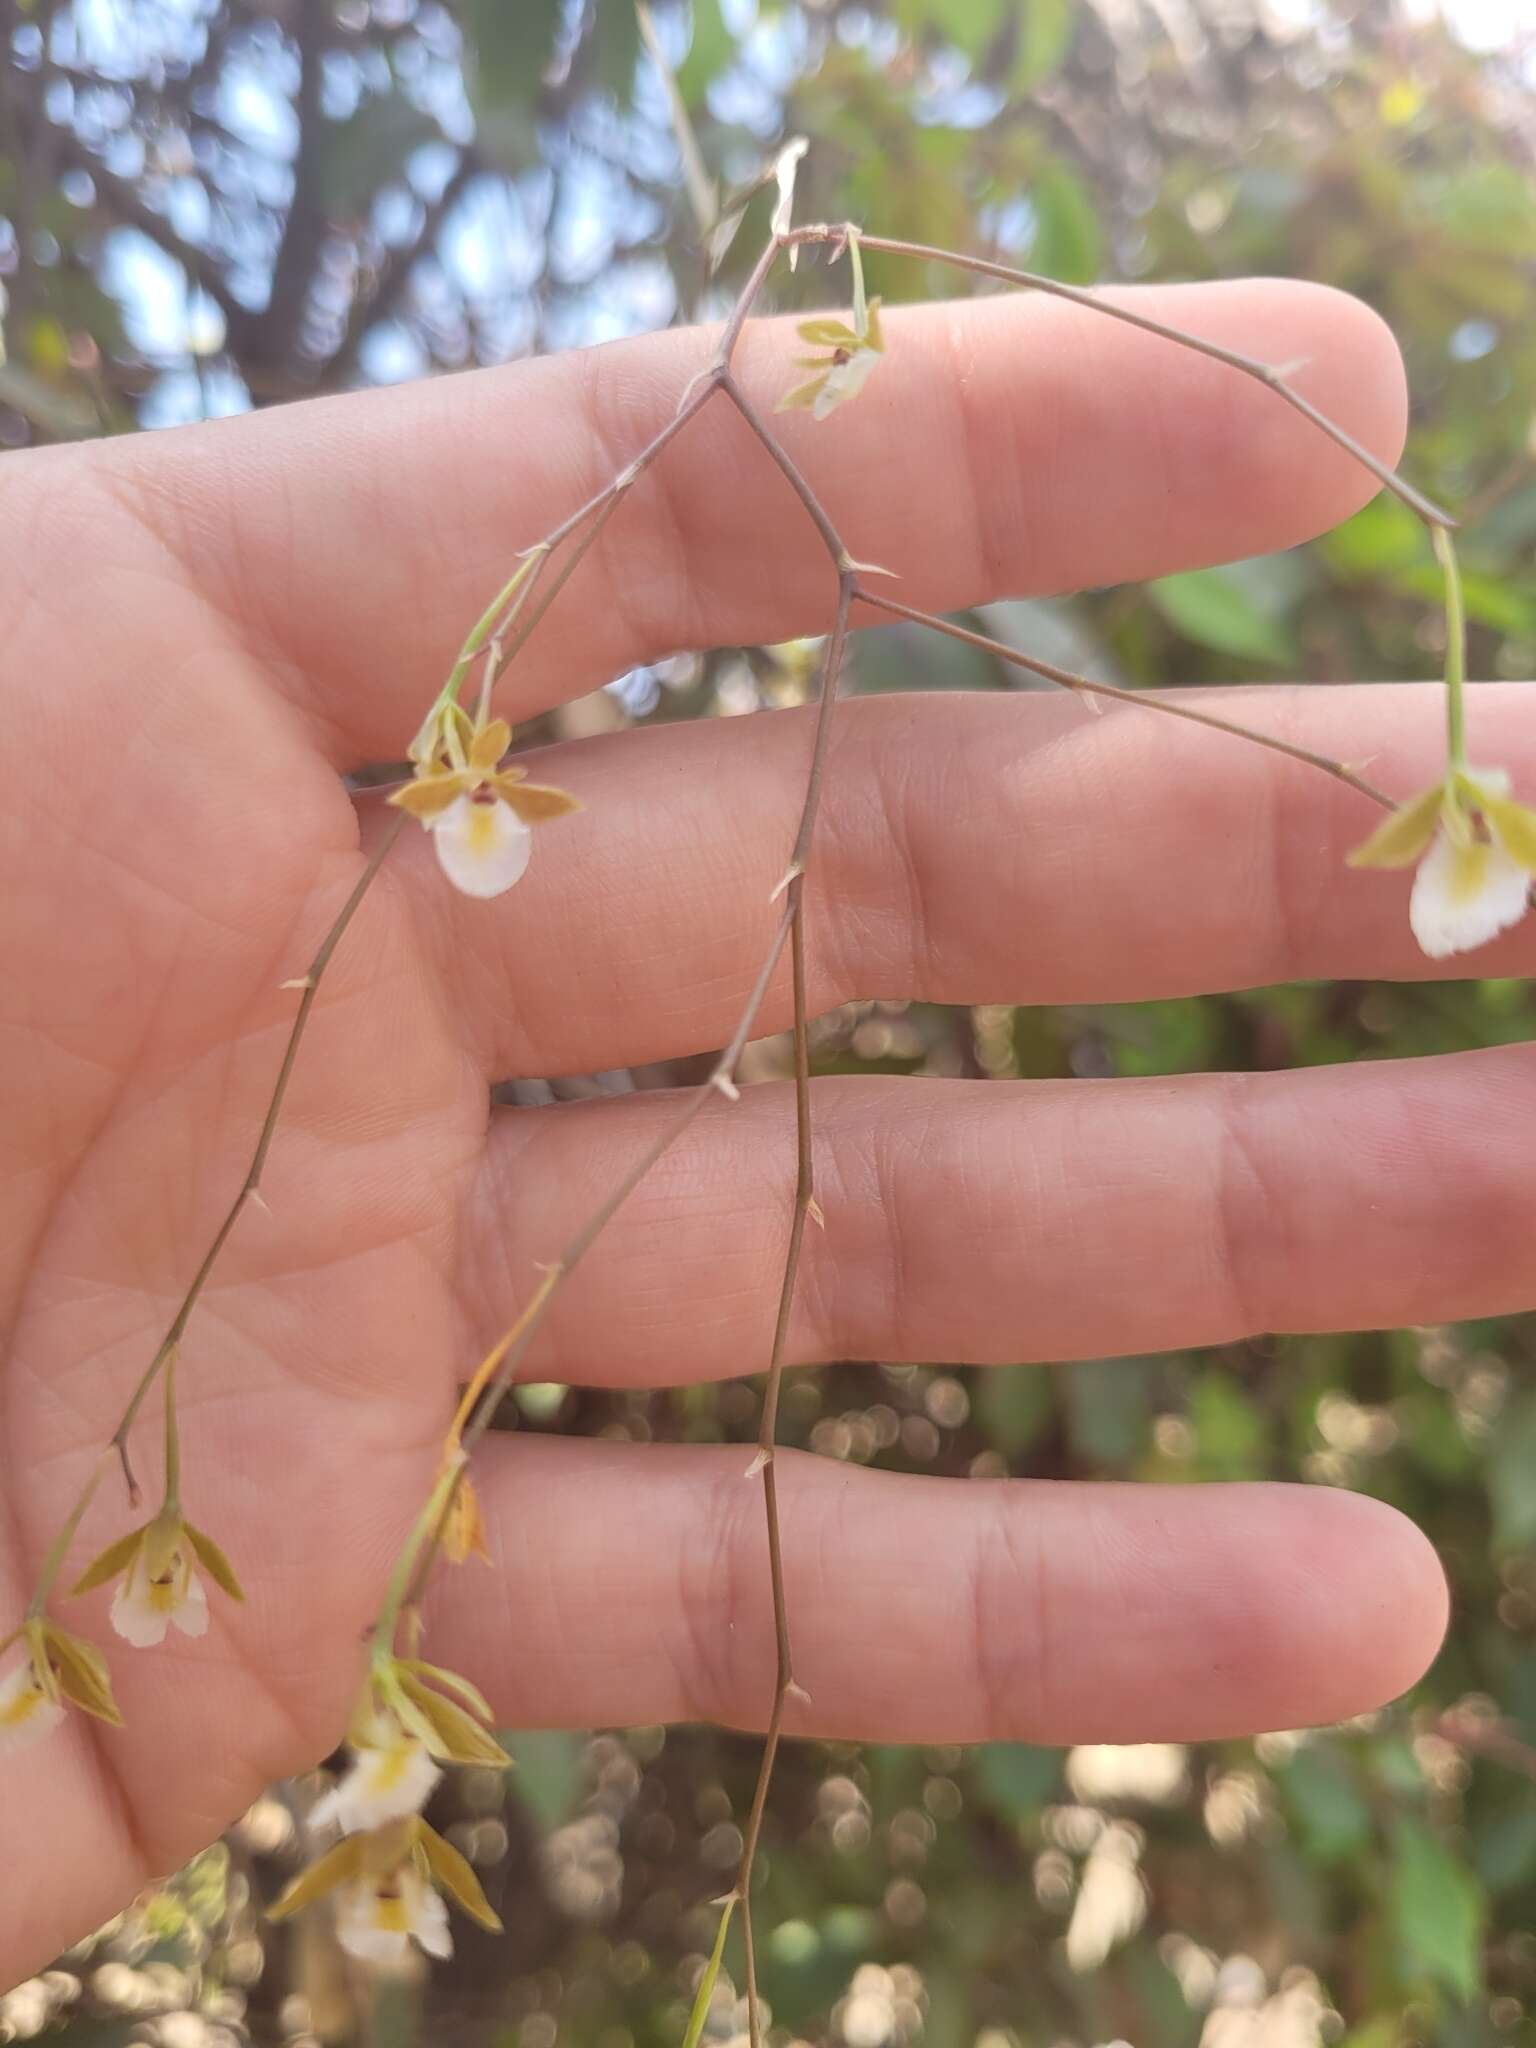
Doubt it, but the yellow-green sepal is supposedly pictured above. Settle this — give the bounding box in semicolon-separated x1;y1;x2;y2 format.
399;1659;494;1723
681;1894;737;2048
40;1620;122;1725
1479;792;1536;871
186;1523;246;1603
414;1820;503;1932
394;1670;509;1769
70;1528;145;1597
1345;783;1445;869
267;1834;368;1919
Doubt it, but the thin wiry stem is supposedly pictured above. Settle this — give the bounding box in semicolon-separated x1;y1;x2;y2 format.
108;813;408;1505
856;589;1398;811
788;227;1455;532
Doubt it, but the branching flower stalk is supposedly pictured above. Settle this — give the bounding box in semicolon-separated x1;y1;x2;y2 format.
7;153;1514;2020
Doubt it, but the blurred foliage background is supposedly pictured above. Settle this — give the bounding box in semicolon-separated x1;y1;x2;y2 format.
4;0;1536;2043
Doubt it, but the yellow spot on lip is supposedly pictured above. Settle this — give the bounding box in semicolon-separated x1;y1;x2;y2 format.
466;803;501;857
0;1680;46;1729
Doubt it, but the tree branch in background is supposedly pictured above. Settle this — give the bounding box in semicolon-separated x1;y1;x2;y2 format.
326;147;482;388
48;124;253;344
245;0;328;382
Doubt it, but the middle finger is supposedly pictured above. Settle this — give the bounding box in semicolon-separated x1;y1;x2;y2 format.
465;1050;1536;1386
385;680;1536;1079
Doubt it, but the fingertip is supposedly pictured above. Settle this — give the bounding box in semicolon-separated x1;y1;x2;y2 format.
1278;1484;1448;1722
1285;277;1410;507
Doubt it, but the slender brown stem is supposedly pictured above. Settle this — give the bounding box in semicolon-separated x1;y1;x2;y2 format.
710;378;858;2044
788;227;1454;532
856;589;1397;811
106;815;408;1503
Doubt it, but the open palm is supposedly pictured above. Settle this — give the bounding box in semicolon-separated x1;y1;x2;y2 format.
6;277;1497;1986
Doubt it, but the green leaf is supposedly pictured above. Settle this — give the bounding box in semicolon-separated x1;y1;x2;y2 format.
1062;1357;1150;1467
682;1894;736;2048
1026;159;1102;284
1474;1795;1536;1896
677;0;734;103
501;1728;585;1830
1322;493;1426;580
973;1743;1062;1819
1188;1370;1267;1476
1147;566;1298;666
973;1365;1053;1457
938;0;1009;60
1280;1743;1371;1863
1011;0;1074;91
1489;1392;1536;1550
1390;1815;1485;2003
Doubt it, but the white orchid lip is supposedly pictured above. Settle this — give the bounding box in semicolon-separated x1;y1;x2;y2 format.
429;793;533;899
1410;828;1531;959
110;1535;210;1648
335;1867;453;1965
388;712;578;899
311;1739;443;1835
0;1656;66;1758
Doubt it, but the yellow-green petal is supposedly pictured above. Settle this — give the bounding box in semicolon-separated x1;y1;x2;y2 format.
389;772;467;821
1344;783;1445;869
496;780;581;825
469;719;512;772
775;373;829;414
795;316;861;348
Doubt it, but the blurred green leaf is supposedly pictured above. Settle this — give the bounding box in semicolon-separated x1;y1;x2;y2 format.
1489;1392;1536;1550
1473;1795;1536;1896
1147;566;1298;665
677;0;733;103
973;1742;1062;1819
1189;1370;1267;1477
1011;0;1075;92
1027;157;1102;283
500;1728;585;1830
1062;1357;1151;1466
973;1364;1054;1457
1390;1815;1485;2003
1280;1743;1371;1863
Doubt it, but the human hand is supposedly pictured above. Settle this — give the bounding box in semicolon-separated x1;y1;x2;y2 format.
3;278;1475;1984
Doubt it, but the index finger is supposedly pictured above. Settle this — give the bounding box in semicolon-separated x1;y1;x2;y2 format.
75;277;1404;761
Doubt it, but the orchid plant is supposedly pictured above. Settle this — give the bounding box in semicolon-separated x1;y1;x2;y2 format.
0;112;1516;2040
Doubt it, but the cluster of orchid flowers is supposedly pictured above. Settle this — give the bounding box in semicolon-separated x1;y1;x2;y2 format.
267;1654;506;1963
